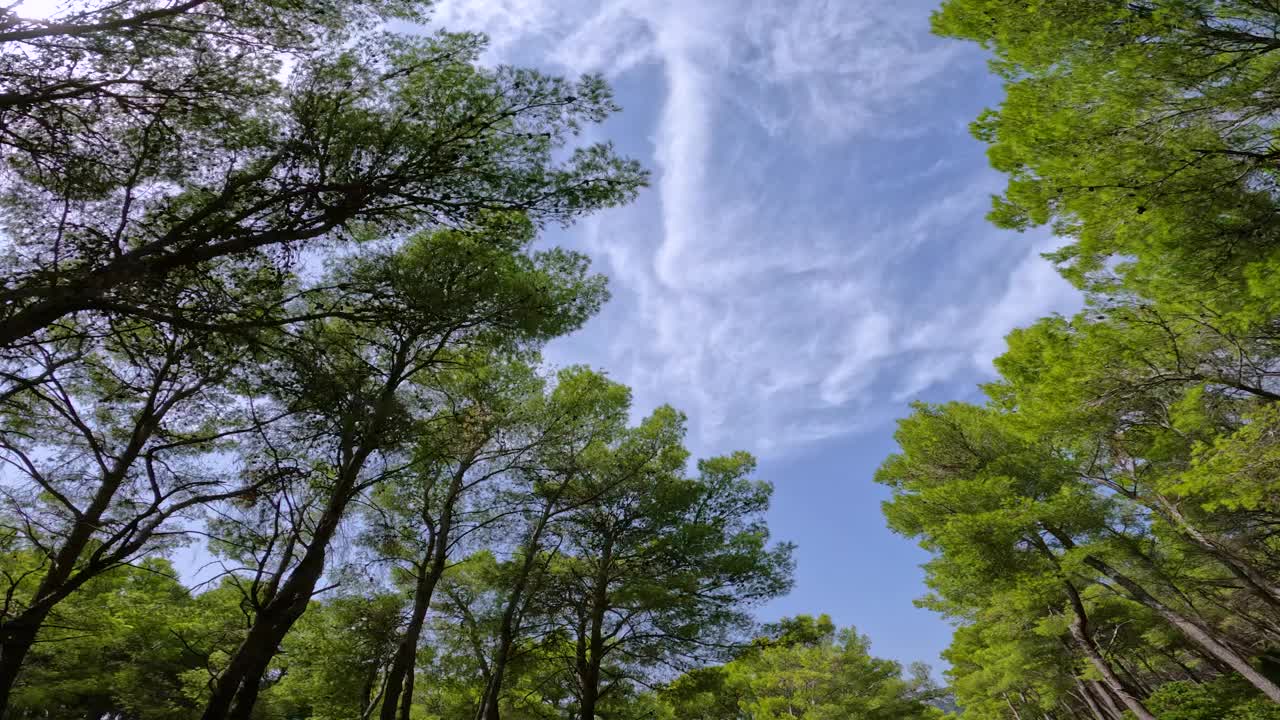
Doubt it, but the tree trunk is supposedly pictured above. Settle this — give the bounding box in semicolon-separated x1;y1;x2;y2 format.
1041;526;1280;702
476;499;558;720
380;460;470;720
1156;648;1201;683
397;669;416;720
1061;578;1157;720
1090;681;1127;720
578;667;600;720
1114;656;1150;696
1004;693;1024;720
1072;678;1109;720
378;558;443;720
203;456;366;720
1153;496;1280;614
1081;554;1280;702
203;512;337;720
0;617;43;717
1028;532;1154;719
578;536;612;720
0;451;144;713
203;351;409;720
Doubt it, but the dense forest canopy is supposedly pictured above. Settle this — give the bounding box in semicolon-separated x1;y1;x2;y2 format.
3;0;1280;719
875;0;1280;718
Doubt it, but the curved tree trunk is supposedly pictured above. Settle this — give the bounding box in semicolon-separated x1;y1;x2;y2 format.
1029;532;1155;720
1061;577;1157;720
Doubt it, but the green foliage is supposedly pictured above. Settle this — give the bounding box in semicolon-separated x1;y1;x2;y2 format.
0;2;646;344
932;0;1280;316
659;617;943;720
1146;677;1280;720
7;559;205;720
902;4;1280;715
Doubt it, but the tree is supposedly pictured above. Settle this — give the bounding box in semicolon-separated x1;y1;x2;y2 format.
0;4;645;347
659;615;943;720
467;366;636;720
0;2;646;708
364;357;610;720
879;399;1280;715
991;306;1280;617
199;214;606;720
0;309;270;711
2;556;210;720
550;442;795;720
933;0;1280;315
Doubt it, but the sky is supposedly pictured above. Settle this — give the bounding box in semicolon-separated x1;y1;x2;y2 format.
7;0;1081;674
424;0;1083;671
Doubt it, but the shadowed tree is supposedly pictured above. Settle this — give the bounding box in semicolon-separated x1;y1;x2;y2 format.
186;213;607;720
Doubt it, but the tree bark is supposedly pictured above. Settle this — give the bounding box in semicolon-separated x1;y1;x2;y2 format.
476;498;559;720
0;617;42;717
577;535;613;720
200;337;421;720
1090;681;1127;720
379;459;470;720
1081;553;1280;702
1061;577;1156;720
1071;678;1109;720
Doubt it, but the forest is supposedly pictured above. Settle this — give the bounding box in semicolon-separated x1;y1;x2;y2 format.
0;0;1278;719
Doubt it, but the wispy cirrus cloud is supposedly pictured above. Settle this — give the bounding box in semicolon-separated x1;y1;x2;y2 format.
428;0;1081;455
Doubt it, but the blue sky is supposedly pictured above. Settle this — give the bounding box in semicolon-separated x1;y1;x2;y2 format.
1;0;1083;677
427;0;1083;671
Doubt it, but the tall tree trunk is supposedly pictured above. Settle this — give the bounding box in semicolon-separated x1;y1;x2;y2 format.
476;499;559;720
1081;553;1280;702
359;662;379;718
1042;526;1280;702
380;459;470;720
578;660;600;720
1061;577;1156;720
1029;533;1154;719
1091;682;1127;720
1114;656;1150;697
378;554;444;720
203;352;408;720
397;670;416;720
1156;648;1201;683
203;494;347;720
578;536;612;720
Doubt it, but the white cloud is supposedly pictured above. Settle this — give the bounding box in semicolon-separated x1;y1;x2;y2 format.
13;0;59;19
737;1;963;141
428;0;1082;456
970;236;1082;366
